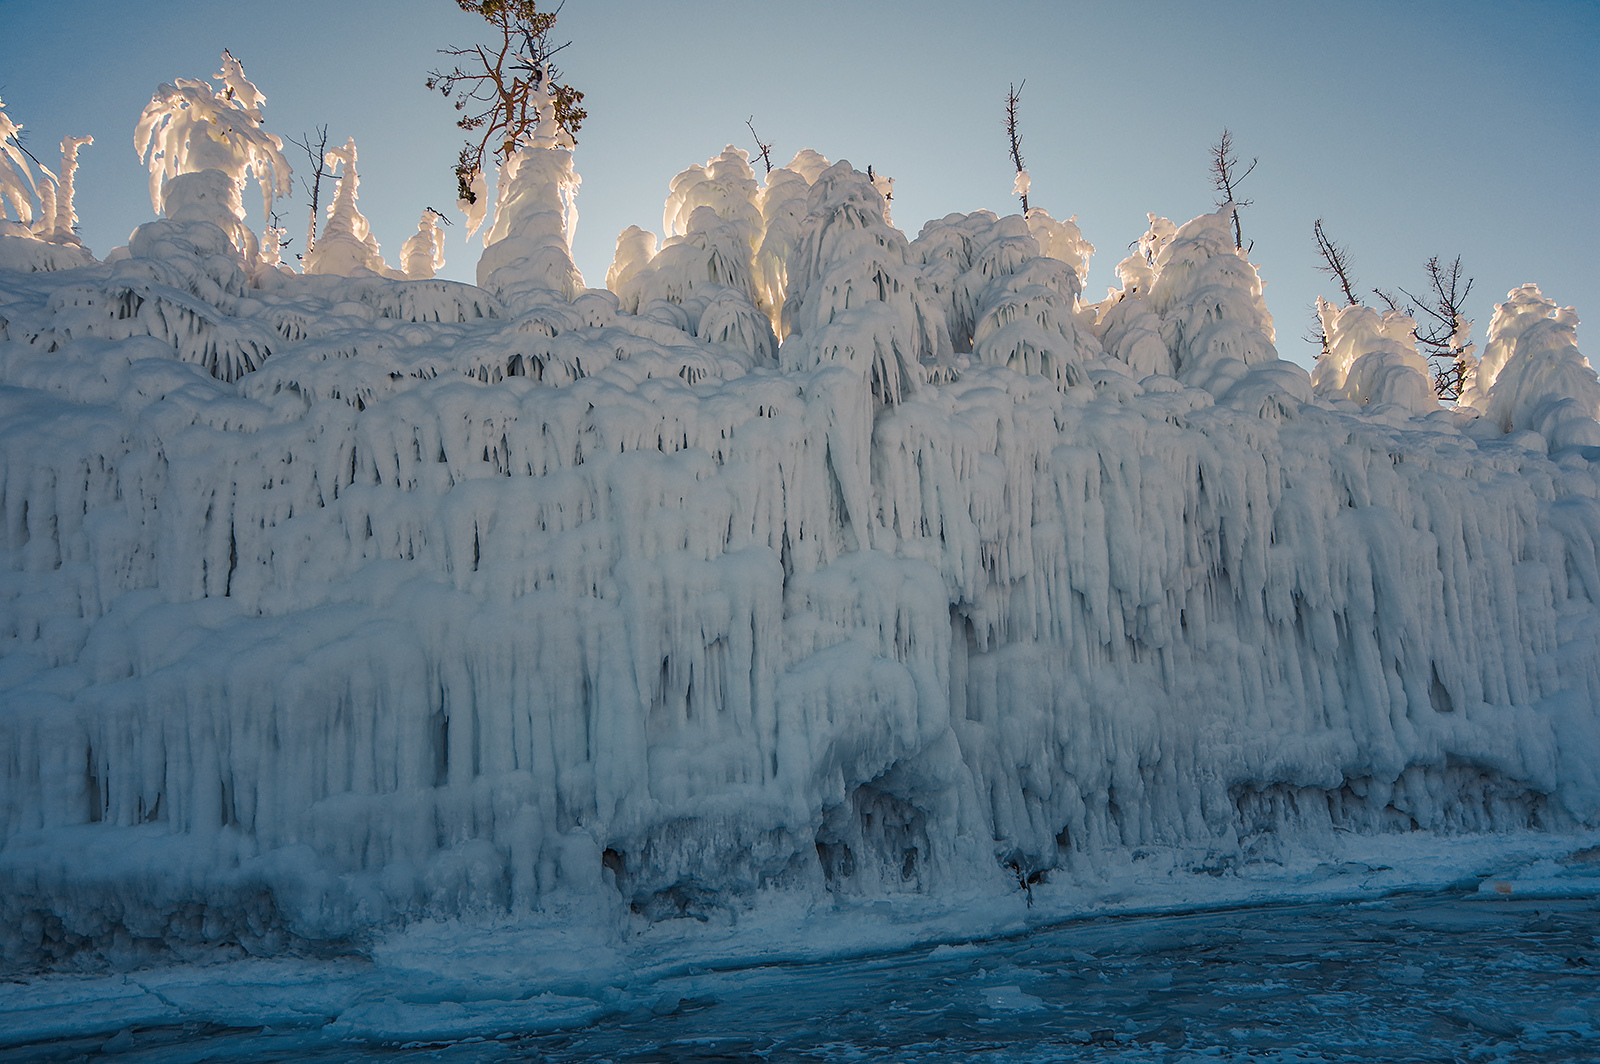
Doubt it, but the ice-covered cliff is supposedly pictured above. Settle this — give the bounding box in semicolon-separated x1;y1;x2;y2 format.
2;82;1600;969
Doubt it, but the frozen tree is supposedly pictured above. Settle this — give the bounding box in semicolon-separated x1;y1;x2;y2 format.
475;75;585;306
1462;284;1600;449
605;224;657;297
0;97;39;229
302;138;401;278
401;208;450;280
970;254;1100;384
613;147;765;327
661;146;764;247
133;51;292;257
427;0;585;208
1310;298;1433;414
1025;209;1093;289
783;160;950;403
1146;206;1277;393
47;135;93;246
754;150;830;331
0;100;97;271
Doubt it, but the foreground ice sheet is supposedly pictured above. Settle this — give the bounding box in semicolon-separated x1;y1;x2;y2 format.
1;65;1600;973
1;834;1598;1062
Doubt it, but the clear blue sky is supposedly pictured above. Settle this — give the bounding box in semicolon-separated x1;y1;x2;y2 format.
2;0;1595;368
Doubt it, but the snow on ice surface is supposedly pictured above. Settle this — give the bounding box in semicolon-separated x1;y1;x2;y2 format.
2;60;1600;1037
2;835;1599;1060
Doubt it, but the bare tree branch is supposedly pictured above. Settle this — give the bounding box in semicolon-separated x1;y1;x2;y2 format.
1312;218;1360;307
427;0;586;204
746;117;773;175
1401;255;1475;400
1210;129;1256;249
290;125;328;256
1005;80;1028;214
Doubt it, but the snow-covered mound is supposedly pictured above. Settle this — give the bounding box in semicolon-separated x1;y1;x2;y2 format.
3;77;1600;969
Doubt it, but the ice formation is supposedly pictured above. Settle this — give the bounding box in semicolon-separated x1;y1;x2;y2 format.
1459;284;1600;450
301;139;401;279
1311;299;1434;415
401;209;448;281
0;98;37;228
0;101;96;274
133;53;291;265
471;78;584;310
2;61;1600;971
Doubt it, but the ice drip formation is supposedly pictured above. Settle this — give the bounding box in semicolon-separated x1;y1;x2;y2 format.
2;55;1600;966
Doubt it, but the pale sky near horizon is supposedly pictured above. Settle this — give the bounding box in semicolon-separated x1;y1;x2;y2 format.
1;0;1595;369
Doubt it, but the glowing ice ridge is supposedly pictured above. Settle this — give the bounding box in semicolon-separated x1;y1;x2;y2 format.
1;77;1599;968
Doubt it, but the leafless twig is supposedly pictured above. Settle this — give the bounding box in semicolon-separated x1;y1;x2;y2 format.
1210;129;1256;249
745;117;773;175
1005;81;1028;213
1312;219;1360;307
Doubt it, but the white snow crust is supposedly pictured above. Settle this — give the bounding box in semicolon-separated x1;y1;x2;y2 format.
2;71;1600;973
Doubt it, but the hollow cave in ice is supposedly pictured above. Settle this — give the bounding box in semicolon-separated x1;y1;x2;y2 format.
1;57;1599;967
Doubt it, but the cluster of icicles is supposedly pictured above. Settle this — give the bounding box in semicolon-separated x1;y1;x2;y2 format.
1;56;1599;966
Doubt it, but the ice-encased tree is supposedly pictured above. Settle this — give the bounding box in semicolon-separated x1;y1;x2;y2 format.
133;52;292;261
1463;284;1600;450
754;149;830;332
301;138;402;278
41;135;93;247
1310;298;1434;414
662;145;763;248
1024;208;1093;290
613;148;764;313
781;160;951;405
0;97;37;228
475;77;584;308
1091;219;1177;378
1146;205;1279;394
401;209;448;280
606;147;777;360
0;101;98;272
911;211;1040;354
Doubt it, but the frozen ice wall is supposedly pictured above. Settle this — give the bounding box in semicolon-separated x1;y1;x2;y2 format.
2;133;1600;969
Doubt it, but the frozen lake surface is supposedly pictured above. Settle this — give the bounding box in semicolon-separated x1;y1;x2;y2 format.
5;884;1599;1063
